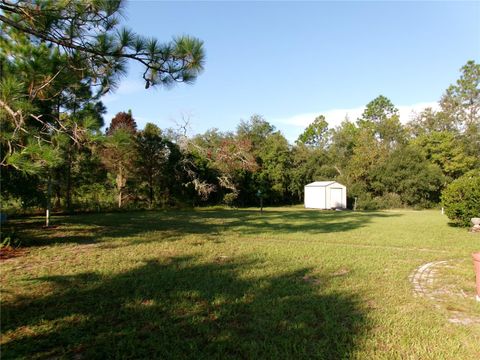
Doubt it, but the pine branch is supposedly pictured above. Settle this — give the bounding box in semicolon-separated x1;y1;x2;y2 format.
0;11;203;85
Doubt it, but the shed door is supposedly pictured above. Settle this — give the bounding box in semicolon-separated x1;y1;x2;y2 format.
331;188;342;208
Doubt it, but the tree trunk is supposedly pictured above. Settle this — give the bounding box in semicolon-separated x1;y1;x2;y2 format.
66;147;72;212
334;165;343;176
118;188;122;208
46;174;52;227
117;167;124;208
148;173;154;208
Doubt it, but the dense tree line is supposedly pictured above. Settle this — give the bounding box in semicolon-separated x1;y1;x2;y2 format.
2;60;479;214
0;0;204;217
1;2;478;215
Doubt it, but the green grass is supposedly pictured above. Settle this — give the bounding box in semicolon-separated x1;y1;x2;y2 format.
1;207;479;359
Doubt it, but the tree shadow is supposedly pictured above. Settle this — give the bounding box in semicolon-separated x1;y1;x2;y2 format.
2;256;368;359
445;221;468;229
11;209;401;248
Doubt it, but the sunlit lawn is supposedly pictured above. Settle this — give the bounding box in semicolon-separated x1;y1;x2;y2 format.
1;207;479;359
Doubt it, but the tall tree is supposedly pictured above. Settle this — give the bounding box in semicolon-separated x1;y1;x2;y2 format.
101;113;138;208
0;0;204;172
371;145;444;207
440;60;480;159
407;108;457;136
135;123;169;207
358;95;405;149
289;144;329;202
412;131;476;181
440;60;480;131
348;125;383;182
236;114;275;154
106;110;137;135
328;119;359;177
215;137;258;201
0;0;205;90
296;115;330;149
55;112;105;211
258;131;292;203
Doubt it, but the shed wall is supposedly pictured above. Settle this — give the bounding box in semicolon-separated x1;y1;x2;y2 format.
304;182;347;209
304;186;326;209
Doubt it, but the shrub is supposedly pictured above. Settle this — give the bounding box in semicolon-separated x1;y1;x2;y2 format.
375;193;404;209
371;145;444;208
1;228;21;248
441;170;480;226
355;193;380;210
73;184;116;211
223;192;238;207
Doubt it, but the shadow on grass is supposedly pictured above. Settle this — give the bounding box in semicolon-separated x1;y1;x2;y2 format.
445;221;469;229
12;209;401;248
2;256;368;359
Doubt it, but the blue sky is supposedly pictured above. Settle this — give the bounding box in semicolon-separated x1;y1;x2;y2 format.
103;1;480;142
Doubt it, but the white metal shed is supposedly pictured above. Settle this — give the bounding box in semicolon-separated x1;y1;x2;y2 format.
304;181;347;209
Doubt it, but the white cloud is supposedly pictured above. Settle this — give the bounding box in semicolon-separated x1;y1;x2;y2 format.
396;102;440;124
273;101;440;130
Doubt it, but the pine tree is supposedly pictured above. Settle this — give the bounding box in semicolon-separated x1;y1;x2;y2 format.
0;0;204;173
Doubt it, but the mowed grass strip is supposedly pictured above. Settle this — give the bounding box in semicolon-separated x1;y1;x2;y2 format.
1;208;479;359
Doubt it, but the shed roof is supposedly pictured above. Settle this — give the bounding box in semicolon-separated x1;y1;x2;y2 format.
305;181;337;187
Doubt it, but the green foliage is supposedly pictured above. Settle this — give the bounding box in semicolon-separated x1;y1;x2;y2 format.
101;127;138;208
1;14;107;172
354;193;380;211
0;167;45;210
0;0;204;175
296;115;330;148
440;60;480;129
7;142;63;175
135;123;179;207
346;126;384;186
3;209;479;358
257;132;291;203
1;59;478;213
371;145;444;208
441;170;480;226
0;227;20;249
407;107;456;135
223;192;238;207
73;183;116;211
346;182;382;210
358;95;406;148
327;120;358;180
289;145;331;202
361;95;398;123
374;193;404;209
0;0;205;90
236;114;275;154
439;60;480;160
412;131;476;180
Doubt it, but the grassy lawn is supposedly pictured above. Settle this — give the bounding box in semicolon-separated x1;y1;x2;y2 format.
1;207;479;359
